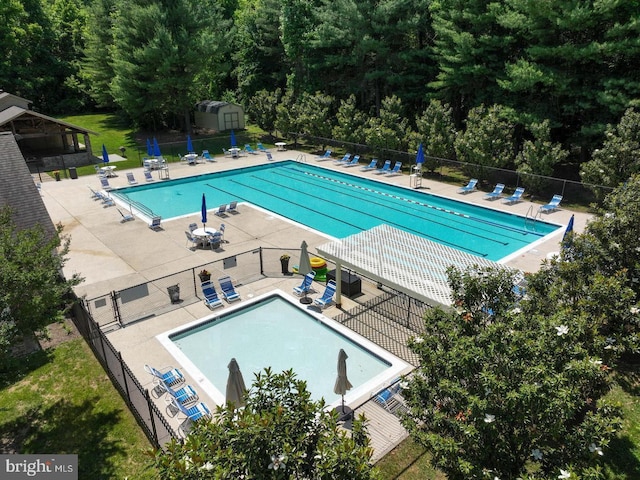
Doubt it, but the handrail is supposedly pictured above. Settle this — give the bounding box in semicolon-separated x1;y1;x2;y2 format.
296;153;307;163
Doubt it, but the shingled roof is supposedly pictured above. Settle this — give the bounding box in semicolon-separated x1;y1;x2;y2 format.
0;132;56;238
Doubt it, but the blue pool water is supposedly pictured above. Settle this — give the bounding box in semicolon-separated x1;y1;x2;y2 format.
158;292;408;406
114;161;559;260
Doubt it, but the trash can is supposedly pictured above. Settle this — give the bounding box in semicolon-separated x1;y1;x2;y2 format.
68;167;78;179
167;285;180;304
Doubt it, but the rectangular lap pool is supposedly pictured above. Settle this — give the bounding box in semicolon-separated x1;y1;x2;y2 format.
114;161;560;261
157;290;411;407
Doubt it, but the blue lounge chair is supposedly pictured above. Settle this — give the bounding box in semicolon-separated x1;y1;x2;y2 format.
244;144;258;155
88;186;101;199
215;204;227;216
144;364;185;386
99;177;112;191
227;201;238;214
458;178;477;194
502;187;525;205
219;276;241;302
162;381;199;406
202;150;214;162
293;272;316;296
314;280;336;308
361;159;378;171
484;183;505;200
316;150;332;160
334;153;351;164
98;191;115;207
343;155;361;167
171;397;211;422
384;162;402;176
149;216;162;230
117;208;134;223
257;143;268;152
539;194;563;213
266;152;274;161
126;172;138;185
373;160;392;174
201;281;223;309
144;170;155;182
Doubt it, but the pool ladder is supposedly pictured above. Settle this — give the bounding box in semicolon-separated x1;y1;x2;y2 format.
296;153;307;163
525;205;542;231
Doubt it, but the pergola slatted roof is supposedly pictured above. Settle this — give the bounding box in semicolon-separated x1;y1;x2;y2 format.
317;224;519;308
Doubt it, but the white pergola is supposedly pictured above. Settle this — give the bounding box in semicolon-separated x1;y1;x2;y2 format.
317;224;518;308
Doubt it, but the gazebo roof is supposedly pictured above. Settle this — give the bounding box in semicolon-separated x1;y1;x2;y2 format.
317;224;520;308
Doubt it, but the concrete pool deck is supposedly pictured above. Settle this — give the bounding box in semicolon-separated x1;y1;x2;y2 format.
39;148;591;457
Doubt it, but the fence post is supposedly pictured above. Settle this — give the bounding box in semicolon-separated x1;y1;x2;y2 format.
118;351;132;407
111;291;123;328
145;389;161;449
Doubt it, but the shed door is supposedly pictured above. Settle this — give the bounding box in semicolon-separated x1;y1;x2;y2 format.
223;112;241;130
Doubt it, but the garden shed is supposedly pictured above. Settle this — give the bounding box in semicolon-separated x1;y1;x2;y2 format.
194;100;245;131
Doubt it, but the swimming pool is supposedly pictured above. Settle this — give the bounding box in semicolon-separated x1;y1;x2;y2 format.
114;161;560;261
157;290;411;407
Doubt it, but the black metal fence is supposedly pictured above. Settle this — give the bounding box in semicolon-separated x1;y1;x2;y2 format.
295;133;614;205
69;299;178;449
85;247;304;331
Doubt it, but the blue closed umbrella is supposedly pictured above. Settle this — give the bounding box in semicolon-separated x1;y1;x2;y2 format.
416;143;424;166
102;144;109;164
230;130;237;147
562;214;574;249
201;193;208;228
153;137;161;157
146;138;153;157
187;135;194;153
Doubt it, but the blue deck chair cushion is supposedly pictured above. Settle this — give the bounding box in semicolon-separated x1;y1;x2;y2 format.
219;276;240;302
293;272;316;295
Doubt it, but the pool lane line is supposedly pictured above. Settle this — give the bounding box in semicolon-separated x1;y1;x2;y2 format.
275;169;528;244
223;176;491;257
288;166;545;237
256;171;511;247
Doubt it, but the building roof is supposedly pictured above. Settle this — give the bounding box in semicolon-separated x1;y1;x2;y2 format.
0;91;31;107
195;100;243;114
0;132;56;238
317;224;521;308
0;106;96;135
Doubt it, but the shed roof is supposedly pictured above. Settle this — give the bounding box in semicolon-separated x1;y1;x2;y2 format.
195;100;243;114
317;224;520;308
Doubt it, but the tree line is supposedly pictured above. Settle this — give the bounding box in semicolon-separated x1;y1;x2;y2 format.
2;0;639;187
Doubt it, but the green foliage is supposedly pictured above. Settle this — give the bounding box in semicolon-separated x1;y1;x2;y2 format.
415;99;457;171
516;120;568;195
580;109;640;199
248;89;282;136
364;95;412;155
0;208;82;361
332;95;369;145
154;368;378;479
402;266;622;480
297;91;336;141
454;104;515;181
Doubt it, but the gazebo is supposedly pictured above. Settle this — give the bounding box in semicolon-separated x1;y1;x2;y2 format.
317;224;521;308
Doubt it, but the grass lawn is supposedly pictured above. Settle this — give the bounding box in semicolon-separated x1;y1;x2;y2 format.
0;324;157;479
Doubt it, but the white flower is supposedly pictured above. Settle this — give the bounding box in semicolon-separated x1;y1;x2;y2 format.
268;454;287;471
200;462;214;471
494;477;500;480
558;469;571;479
510;307;522;314
531;448;543;460
484;413;495;423
555;325;569;336
631;307;639;315
590;358;603;366
413;336;424;344
589;443;604;456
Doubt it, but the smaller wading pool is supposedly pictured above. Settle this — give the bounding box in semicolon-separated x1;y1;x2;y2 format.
157;290;411;408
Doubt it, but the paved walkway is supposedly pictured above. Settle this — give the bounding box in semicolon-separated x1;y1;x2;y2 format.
39;148;591;458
